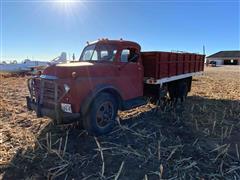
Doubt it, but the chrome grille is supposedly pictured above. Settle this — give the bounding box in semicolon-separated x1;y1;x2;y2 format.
30;78;63;108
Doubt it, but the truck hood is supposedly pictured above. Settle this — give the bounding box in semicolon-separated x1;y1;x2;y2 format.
42;61;117;79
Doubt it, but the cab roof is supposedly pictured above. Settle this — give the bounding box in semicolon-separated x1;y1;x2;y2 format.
88;39;141;50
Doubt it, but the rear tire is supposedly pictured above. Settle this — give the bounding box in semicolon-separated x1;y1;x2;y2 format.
177;79;189;102
168;78;190;103
83;92;118;136
168;81;178;103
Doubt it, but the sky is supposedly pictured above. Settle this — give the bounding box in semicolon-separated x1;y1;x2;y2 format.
0;0;239;62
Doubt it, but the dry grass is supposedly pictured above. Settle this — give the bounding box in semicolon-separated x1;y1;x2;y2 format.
0;65;240;179
0;76;50;166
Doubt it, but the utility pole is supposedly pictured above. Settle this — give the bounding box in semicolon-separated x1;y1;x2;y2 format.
72;53;75;61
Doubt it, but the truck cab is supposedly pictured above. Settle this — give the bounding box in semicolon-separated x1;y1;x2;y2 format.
27;39;145;135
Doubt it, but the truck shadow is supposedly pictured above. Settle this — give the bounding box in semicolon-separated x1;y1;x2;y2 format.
1;96;240;179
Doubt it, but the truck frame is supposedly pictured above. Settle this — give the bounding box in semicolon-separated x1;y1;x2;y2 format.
26;39;204;136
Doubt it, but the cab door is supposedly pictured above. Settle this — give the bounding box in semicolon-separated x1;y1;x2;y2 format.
116;47;143;100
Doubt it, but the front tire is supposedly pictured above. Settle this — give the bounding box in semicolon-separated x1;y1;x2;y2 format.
83;92;118;136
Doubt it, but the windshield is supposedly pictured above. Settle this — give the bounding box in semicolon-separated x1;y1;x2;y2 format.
80;44;117;61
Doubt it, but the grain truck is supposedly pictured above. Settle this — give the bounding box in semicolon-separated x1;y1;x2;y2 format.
26;39;204;135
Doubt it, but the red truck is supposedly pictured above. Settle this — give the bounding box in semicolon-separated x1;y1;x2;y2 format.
26;39;204;136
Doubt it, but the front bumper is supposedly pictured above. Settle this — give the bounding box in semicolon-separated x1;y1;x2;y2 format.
26;96;80;124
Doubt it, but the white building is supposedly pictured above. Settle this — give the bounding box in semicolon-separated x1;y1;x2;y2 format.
206;51;240;65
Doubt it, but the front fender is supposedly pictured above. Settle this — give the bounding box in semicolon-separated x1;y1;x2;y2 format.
80;84;123;115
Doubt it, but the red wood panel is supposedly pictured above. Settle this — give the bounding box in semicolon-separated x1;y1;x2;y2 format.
184;54;190;73
158;52;169;78
141;51;205;79
169;53;177;76
200;55;205;71
141;53;157;78
155;53;159;78
195;55;200;71
190;54;195;72
177;54;184;75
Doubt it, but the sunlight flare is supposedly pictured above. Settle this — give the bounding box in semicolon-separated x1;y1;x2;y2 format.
56;0;76;3
55;0;77;8
53;0;80;16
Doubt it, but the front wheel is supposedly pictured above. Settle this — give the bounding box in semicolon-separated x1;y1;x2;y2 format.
83;92;118;136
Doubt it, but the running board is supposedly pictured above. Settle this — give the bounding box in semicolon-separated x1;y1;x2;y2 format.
122;97;147;111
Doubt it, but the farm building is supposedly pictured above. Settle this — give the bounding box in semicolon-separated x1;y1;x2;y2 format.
206;51;240;65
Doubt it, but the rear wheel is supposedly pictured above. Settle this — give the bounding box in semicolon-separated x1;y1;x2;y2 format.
168;81;178;103
167;78;191;103
83;92;118;136
177;79;189;102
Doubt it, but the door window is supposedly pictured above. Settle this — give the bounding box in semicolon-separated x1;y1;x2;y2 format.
121;49;130;62
100;50;117;61
120;49;139;63
101;51;108;59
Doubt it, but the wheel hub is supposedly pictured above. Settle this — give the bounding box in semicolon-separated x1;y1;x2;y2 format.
96;101;114;127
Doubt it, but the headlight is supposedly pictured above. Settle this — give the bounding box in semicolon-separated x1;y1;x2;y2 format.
64;84;70;93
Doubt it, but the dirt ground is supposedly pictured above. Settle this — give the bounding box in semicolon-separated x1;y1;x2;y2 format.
0;66;240;179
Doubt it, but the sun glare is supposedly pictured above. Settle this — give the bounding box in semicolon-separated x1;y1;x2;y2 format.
55;0;76;7
54;0;77;13
57;0;76;3
50;0;84;19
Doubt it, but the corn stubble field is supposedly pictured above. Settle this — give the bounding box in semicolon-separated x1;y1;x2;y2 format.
0;66;240;179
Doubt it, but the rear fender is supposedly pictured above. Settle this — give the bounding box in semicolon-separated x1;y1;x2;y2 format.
80;84;123;115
